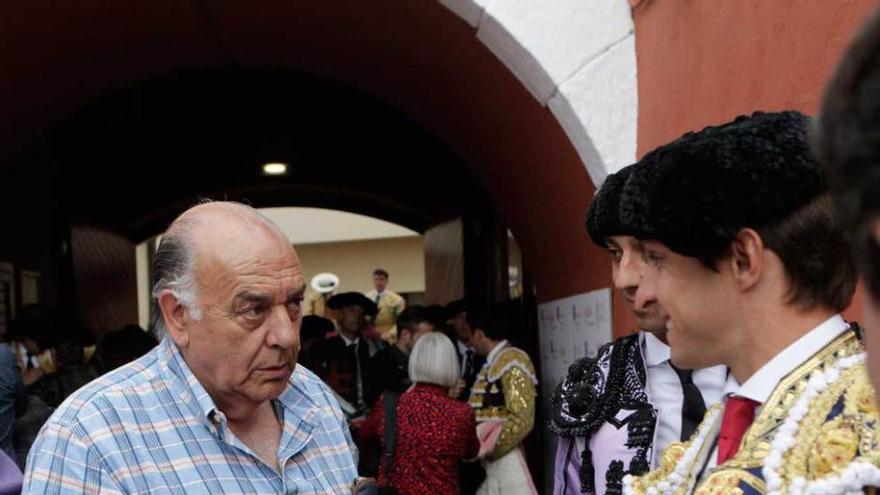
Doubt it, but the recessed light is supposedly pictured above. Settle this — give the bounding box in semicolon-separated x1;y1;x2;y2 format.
262;162;288;175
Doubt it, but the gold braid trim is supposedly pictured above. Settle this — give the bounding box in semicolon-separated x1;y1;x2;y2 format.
631;329;877;495
695;469;764;495
697;330;878;494
489;366;537;460
487;348;537;384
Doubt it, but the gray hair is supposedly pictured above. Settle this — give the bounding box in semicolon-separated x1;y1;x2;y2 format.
150;216;202;339
150;201;287;339
408;332;460;388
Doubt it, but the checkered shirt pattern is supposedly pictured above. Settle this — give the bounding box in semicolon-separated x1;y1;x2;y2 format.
23;337;358;494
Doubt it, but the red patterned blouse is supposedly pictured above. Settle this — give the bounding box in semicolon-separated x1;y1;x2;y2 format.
358;383;480;495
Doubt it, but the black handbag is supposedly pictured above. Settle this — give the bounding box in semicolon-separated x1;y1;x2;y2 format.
377;392;402;495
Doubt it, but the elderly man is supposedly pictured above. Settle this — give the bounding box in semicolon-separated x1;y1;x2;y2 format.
621;112;879;495
22;202;358;494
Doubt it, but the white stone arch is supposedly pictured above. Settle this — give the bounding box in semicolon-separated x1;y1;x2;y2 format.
439;0;638;186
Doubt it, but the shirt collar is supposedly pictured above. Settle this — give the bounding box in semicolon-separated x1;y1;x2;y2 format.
456;339;472;355
727;314;849;404
339;332;360;347
641;331;671;368
159;336;224;423
160;336;320;441
486;339;509;365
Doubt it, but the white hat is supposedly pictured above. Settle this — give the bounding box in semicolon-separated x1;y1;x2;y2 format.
310;272;340;294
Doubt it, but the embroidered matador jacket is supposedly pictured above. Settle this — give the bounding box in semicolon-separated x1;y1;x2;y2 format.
469;340;538;459
549;333;658;495
628;325;880;495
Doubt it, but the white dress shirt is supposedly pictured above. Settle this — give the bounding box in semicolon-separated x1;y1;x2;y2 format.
703;314;850;470
366;288;389;303
641;332;727;464
339;333;360;347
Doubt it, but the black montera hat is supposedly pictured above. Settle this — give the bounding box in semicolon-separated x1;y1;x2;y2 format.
619;111;826;263
585;164;635;247
326;292;378;317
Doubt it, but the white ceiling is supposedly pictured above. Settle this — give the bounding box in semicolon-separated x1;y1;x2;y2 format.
259;207;419;245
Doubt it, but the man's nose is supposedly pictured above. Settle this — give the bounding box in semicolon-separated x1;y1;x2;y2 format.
266;305;299;350
635;269;659;311
614;252;641;290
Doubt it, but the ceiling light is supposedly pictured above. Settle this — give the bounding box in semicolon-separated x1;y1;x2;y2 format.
262;162;288;175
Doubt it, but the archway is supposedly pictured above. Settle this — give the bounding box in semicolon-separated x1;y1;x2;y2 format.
0;4;639;490
0;1;635;310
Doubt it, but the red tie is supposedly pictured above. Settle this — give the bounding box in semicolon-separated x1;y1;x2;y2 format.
717;396;759;464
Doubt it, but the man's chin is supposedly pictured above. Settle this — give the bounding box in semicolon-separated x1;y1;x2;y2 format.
634;316;668;335
669;349;720;370
257;380;290;400
668;354;690;368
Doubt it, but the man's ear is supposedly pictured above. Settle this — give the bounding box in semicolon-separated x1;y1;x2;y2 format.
728;228;764;290
158;289;190;347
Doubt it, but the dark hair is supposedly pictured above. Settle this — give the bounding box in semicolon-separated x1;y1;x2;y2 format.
756;195;857;312
373;268;389;278
444;299;469;319
396;306;433;335
585;165;635;247
8;305;62;350
301;315;334;342
423;305;448;329
466;305;508;342
813;8;880;298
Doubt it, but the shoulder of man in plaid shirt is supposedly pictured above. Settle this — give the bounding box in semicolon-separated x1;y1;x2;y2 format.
21;337;358;494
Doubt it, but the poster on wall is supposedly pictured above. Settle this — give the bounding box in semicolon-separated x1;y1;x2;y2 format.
538;287;613;490
538;287;613;395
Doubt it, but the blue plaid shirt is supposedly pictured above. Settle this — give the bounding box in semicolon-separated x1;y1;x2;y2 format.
23;337;358;494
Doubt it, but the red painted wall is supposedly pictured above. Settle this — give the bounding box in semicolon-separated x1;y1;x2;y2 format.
634;0;877;154
632;0;877;328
